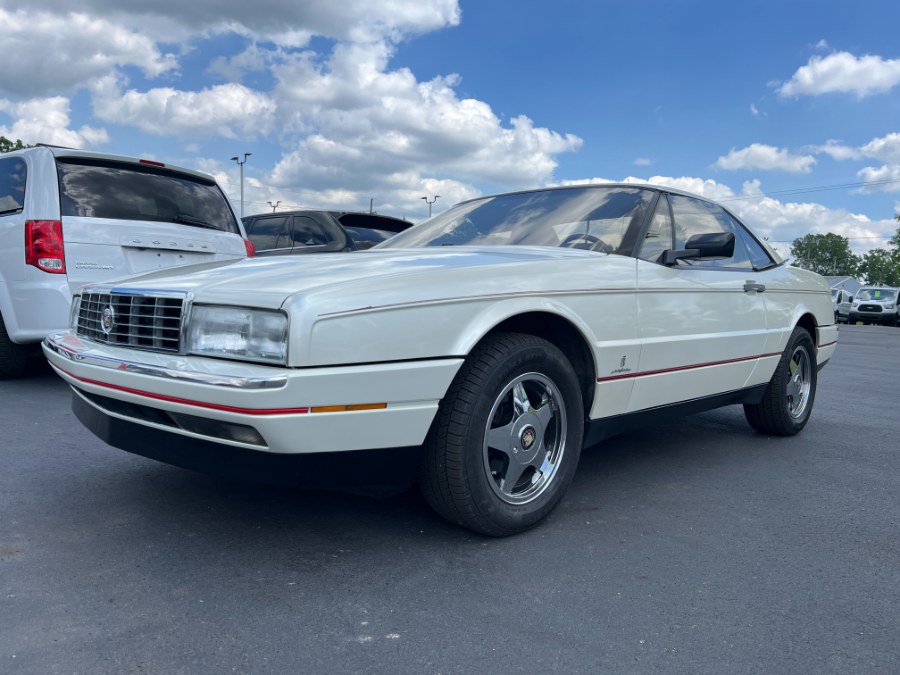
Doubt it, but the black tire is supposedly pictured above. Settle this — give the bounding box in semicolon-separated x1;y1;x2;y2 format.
0;315;31;379
418;332;584;536
743;327;817;436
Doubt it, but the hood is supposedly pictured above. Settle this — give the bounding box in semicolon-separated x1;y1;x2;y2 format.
94;246;632;309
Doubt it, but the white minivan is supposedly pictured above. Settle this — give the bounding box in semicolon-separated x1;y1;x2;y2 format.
0;145;253;377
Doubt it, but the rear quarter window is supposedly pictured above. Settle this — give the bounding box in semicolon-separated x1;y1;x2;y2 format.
0;157;27;215
55;158;239;234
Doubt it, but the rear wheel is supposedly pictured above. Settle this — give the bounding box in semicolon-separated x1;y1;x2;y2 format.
418;333;584;536
744;327;816;436
0;315;31;379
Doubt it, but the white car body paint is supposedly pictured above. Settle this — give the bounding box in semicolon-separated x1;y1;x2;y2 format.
43;243;835;456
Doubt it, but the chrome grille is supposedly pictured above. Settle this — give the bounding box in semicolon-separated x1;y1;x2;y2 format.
75;291;185;352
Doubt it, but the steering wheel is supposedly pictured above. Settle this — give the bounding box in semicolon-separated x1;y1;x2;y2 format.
431;217;480;246
560;233;613;253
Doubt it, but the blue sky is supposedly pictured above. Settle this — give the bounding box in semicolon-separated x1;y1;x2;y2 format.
1;0;899;256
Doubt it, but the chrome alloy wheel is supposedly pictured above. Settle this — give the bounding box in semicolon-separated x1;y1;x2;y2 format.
482;372;567;505
786;344;812;419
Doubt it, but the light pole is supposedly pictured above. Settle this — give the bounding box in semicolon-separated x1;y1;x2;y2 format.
267;200;280;212
230;152;251;217
421;195;440;218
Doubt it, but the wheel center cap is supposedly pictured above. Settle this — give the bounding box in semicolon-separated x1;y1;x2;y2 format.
520;425;536;451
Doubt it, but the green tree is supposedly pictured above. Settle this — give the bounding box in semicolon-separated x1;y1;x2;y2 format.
790;232;860;276
0;136;28;153
858;247;900;286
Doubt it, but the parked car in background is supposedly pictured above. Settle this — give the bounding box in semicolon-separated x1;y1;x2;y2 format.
44;184;836;535
242;210;412;256
832;288;854;323
848;287;899;326
0;145;253;377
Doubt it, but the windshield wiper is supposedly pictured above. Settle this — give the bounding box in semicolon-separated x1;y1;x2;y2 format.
172;213;218;229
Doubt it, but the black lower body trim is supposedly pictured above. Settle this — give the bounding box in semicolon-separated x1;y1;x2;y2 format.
72;390;419;496
583;384;767;447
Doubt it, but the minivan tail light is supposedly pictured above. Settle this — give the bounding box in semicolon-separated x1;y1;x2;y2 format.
25;220;66;274
244;239;256;257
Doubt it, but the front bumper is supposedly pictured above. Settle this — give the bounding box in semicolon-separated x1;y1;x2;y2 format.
43;331;463;456
848;310;897;325
71;392;420;493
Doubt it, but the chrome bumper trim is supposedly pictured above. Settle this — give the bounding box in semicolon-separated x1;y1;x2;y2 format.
43;333;288;390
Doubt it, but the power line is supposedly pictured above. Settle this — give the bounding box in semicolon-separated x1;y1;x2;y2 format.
719;177;900;202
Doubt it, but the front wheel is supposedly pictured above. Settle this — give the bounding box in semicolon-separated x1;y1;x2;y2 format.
418;333;584;536
743;327;817;436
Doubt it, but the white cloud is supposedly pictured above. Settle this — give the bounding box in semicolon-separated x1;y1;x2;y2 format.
857;164;900;193
728;179;892;254
810;139;863;161
808;133;900;192
0;97;108;148
714;144;816;173
266;40;582;193
90;76;277;140
15;0;461;46
633;157;652;166
0;9;176;98
778;51;900;98
859;133;900;164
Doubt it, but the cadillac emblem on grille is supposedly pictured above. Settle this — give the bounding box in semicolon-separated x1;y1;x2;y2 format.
101;305;116;335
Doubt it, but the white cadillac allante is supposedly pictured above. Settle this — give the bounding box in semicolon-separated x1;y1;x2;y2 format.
43;184;837;535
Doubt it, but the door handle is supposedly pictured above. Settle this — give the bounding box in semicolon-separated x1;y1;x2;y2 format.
743;282;766;293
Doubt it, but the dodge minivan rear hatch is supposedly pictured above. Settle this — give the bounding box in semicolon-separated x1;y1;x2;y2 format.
55;156;246;289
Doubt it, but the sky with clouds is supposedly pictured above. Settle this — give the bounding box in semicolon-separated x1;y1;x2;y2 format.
1;0;898;257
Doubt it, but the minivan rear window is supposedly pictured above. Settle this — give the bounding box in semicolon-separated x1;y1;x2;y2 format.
56;158;239;234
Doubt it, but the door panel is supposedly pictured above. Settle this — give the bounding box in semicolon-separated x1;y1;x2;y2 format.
629;194;769;412
633;263;768;411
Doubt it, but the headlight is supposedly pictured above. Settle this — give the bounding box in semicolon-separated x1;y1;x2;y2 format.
886;304;896;309
187;305;288;364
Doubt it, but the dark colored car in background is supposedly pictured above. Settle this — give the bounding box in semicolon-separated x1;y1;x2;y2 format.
242;210;412;256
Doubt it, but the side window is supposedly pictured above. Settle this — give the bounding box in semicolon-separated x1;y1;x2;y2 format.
732;217;775;269
245;216;292;251
291;216;334;247
0;157;27;215
669;194;752;269
637;195;673;262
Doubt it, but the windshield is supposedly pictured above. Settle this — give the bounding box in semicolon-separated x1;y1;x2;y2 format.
856;288;897;301
379;186;654;253
56;158;240;233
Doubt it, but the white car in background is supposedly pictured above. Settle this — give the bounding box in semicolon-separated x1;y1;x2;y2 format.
848;287;899;326
43;184;837;535
832;288;854;323
0;145;253;377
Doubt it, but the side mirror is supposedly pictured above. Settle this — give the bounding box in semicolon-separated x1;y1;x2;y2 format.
661;232;735;265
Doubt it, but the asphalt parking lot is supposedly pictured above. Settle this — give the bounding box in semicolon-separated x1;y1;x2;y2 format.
2;325;898;674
